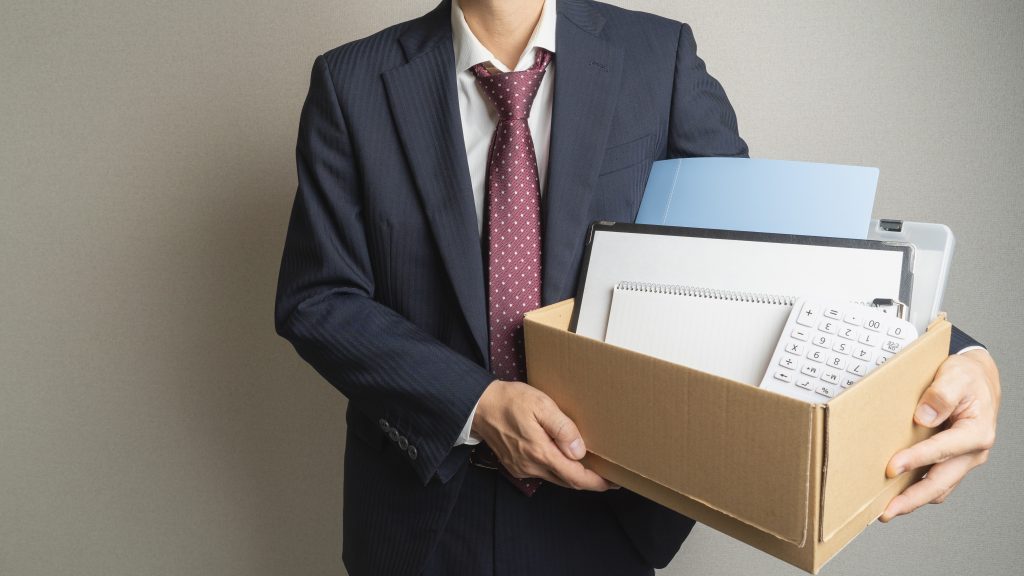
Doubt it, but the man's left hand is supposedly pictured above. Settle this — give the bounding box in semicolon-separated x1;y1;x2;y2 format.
881;348;1000;521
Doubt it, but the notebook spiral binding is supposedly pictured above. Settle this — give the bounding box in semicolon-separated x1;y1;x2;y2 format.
615;281;798;306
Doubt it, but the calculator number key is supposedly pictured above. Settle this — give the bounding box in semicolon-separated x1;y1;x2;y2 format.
859;332;879;347
848;361;869;376
851;345;874;362
887;324;909;339
818;320;839;335
826;355;847;371
838;326;859;341
812;334;833;348
806;349;826;363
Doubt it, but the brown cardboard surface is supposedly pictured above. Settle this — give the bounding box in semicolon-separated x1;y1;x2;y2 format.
525;300;816;545
582;451;817;571
819;318;951;541
523;300;953;573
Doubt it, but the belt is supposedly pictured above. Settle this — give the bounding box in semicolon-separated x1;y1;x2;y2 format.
468;442;542;496
469;443;500;470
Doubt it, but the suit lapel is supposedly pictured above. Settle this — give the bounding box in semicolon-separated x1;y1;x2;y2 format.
382;2;489;363
543;0;624;304
380;0;622;360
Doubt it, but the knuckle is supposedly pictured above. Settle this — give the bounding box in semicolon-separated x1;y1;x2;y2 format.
980;431;996;451
929;389;958;410
518;462;542;478
523;445;545;464
534;393;556;412
551;415;570;438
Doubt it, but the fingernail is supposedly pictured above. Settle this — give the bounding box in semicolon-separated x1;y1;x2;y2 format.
892;465;905;477
569;438;584;458
915;404;938;426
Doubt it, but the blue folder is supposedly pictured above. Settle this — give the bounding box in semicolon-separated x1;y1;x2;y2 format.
635;158;878;239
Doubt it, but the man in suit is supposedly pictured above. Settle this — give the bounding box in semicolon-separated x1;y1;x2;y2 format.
274;1;1001;574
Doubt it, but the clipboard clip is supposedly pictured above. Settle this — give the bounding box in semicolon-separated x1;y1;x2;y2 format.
870;298;909;320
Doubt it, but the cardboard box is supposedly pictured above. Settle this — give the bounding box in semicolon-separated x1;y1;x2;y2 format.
524;299;951;574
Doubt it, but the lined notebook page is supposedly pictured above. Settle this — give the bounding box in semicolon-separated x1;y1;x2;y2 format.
604;283;795;386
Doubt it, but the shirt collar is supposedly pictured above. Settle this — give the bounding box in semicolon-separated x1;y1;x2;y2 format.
452;0;557;73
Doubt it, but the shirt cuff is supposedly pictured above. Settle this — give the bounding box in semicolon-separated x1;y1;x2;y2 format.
956;345;986;356
454;400;482;446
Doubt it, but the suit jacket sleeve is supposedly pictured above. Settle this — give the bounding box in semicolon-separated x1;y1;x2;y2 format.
666;23;749;159
274;56;494;485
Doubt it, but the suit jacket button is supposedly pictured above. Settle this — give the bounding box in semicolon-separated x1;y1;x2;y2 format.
388;428;400;442
398;436;409;450
379;418;389;431
407;446;418;460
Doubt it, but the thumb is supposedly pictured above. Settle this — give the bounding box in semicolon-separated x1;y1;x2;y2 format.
536;401;586;460
915;372;962;428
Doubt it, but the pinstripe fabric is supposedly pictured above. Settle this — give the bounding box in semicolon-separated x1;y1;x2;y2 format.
275;2;745;574
950;325;983;354
274;1;981;574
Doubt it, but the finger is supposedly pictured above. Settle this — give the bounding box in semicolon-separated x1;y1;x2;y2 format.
931;479;961;504
914;360;973;427
880;454;975;521
543;446;613;491
535;400;586;460
886;419;988;477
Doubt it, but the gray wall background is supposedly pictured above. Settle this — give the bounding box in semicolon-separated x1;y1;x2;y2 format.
2;0;1021;574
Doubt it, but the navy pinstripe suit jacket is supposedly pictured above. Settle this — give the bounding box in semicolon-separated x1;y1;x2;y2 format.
274;1;980;574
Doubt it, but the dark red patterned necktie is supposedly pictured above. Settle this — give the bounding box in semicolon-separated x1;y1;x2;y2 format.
471;49;552;496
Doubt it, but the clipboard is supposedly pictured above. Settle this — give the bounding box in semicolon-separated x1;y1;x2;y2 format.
868;219;954;333
569;222;915;340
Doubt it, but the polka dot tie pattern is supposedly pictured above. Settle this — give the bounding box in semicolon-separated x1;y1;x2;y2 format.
471;50;552;497
473;49;552;384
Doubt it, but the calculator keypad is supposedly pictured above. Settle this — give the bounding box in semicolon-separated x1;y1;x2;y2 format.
760;299;919;403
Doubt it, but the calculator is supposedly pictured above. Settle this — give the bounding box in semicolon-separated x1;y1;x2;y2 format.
759;298;919;403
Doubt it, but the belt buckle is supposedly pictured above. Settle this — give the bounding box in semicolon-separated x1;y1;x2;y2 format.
469;445;499;470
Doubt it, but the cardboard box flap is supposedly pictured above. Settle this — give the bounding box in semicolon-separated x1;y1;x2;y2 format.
525;301;818;546
819;318;952;541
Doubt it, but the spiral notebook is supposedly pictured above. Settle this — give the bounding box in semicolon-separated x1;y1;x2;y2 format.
604;282;797;386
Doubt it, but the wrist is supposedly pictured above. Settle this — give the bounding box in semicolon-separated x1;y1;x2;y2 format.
471;379;506;439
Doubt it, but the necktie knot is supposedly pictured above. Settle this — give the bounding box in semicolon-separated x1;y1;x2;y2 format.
472;49;552;121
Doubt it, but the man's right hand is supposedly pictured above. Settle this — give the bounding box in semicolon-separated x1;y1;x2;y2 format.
472;379;614;492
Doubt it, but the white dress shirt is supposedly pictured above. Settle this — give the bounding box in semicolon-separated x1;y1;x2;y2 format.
451;0;557;446
447;0;984;447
